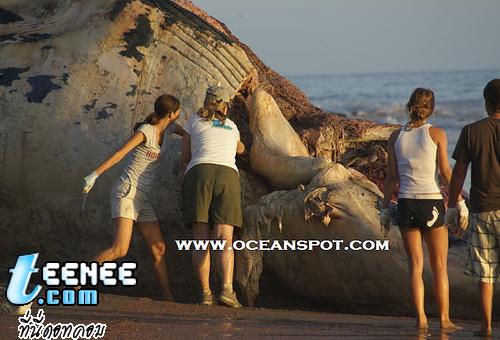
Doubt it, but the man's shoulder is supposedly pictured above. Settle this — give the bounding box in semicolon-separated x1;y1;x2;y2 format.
463;118;490;132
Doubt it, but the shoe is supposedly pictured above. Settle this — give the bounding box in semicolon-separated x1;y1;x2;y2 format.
218;290;242;308
0;301;32;315
200;290;216;306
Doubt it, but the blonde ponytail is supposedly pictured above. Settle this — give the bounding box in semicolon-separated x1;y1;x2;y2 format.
406;88;435;126
197;93;228;124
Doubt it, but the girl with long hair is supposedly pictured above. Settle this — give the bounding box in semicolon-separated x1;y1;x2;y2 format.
380;88;467;330
82;94;183;300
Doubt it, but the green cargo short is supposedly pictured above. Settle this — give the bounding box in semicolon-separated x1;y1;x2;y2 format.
182;163;243;228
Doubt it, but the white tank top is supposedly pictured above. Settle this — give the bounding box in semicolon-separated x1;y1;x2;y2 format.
394;124;442;199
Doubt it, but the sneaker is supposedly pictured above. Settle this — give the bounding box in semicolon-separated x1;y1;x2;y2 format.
1;301;32;315
218;290;242;308
200;291;216;306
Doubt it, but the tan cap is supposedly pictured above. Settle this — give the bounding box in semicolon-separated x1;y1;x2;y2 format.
206;84;233;103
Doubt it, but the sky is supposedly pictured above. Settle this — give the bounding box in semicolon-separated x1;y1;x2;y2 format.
194;0;500;76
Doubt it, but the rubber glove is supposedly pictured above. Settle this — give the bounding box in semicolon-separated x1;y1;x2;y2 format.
83;171;99;193
456;200;469;231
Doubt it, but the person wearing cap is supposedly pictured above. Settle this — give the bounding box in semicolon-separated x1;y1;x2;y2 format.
181;85;246;307
446;79;500;337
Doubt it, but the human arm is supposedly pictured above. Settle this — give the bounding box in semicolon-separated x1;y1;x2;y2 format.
382;130;400;209
235;125;249;158
83;131;145;192
236;140;245;155
431;127;464;200
448;161;468;208
236;140;250;160
445;161;469;234
432;127;453;186
94;132;145;175
172;122;184;137
180;114;195;169
181;132;191;168
444;127;471;232
380;130;400;235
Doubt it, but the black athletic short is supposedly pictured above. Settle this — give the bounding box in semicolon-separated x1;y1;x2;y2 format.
397;198;445;230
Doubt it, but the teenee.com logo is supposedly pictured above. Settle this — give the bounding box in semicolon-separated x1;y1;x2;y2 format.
6;253;137;307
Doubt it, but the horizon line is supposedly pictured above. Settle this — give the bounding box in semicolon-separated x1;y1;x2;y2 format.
286;67;500;79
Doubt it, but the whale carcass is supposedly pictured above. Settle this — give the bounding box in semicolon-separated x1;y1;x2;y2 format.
0;0;485;317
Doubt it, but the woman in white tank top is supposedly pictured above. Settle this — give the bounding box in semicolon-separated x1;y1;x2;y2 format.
380;88;468;330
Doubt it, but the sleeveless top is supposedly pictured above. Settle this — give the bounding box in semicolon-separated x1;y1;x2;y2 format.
394;124;442;199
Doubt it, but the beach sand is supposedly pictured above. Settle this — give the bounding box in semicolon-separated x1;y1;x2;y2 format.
1;293;496;339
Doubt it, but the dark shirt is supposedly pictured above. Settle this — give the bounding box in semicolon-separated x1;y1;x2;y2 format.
452;117;500;213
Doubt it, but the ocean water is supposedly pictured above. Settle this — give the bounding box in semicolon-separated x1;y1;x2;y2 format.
290;69;500;190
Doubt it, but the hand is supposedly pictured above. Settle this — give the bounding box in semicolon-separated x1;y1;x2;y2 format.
83;171;99;193
236;141;248;157
444;207;458;233
444;206;457;226
456;200;469;231
451;226;466;239
236;149;250;162
379;208;391;237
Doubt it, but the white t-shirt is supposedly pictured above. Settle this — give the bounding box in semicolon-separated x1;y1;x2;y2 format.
117;123;174;195
183;114;240;173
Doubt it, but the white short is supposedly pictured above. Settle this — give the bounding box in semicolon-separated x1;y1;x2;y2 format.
110;178;158;222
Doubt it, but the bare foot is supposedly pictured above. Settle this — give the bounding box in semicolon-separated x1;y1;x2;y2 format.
417;316;428;330
473;326;492;337
161;289;175;302
440;319;462;331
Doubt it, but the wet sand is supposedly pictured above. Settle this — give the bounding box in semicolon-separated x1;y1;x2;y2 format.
1;293;496;339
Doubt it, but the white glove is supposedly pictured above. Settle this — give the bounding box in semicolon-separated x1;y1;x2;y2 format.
83;171;99;193
456;200;469;231
380;208;391;237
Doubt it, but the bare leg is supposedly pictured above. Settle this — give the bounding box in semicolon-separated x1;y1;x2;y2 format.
423;226;461;330
400;227;427;329
478;282;493;336
213;224;235;290
213;224;241;308
74;218;133;291
192;222;211;293
93;218;134;263
137;220;174;301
